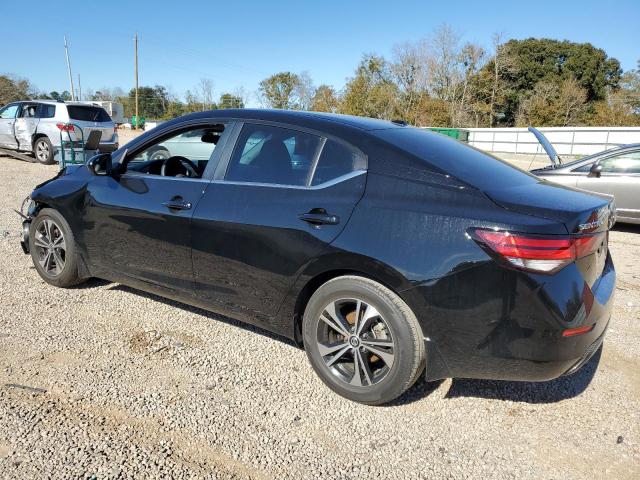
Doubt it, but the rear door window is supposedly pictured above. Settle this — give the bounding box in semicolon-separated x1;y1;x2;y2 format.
38;104;56;118
226;124;322;186
67;105;111;122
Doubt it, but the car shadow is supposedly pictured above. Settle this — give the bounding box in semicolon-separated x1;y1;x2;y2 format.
107;283;298;348
444;347;602;404
69;277;112;289
612;223;640;234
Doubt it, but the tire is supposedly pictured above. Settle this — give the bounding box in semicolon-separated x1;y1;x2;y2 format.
33;136;55;165
29;208;83;287
148;147;170;161
302;275;425;405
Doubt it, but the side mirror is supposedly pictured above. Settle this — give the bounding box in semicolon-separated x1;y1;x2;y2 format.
86;153;114;176
589;163;603;178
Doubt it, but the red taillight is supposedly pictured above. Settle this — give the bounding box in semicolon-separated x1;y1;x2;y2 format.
471;229;605;274
56;123;74;132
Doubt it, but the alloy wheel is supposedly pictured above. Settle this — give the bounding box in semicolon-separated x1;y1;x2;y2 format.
36;141;50;162
33;218;66;276
316;298;395;387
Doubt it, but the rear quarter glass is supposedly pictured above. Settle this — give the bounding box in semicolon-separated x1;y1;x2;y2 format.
375;127;539;190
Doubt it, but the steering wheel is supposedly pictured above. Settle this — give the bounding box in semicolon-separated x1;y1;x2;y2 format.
160;156;199;178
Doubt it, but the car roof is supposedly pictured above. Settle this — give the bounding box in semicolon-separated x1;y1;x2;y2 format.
175;108;405;132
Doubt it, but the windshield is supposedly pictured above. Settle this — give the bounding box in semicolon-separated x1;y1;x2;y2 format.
375;127;539;190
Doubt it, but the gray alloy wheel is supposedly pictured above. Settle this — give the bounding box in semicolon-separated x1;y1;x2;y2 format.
34;138;53;164
33;218;66;277
316;298;395;387
302;276;425;405
29;208;82;287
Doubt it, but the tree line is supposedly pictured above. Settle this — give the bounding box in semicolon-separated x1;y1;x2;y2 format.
2;26;639;127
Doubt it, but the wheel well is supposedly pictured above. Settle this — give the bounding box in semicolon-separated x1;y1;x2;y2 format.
292;269;398;346
32;133;48;146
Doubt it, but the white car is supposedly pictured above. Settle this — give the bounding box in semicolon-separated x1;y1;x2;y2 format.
0;100;118;164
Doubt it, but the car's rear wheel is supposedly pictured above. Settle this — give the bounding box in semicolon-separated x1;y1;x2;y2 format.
33;137;55;165
302;275;425;405
29;208;83;287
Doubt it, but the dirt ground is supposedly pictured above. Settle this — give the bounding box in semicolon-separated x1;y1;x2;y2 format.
0;144;638;479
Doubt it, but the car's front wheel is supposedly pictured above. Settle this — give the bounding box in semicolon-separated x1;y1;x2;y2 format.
29;208;83;287
302;275;425;405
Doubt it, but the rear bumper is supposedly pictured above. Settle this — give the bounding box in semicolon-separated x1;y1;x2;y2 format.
414;253;616;382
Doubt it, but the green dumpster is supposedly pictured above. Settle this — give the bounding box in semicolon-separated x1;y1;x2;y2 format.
427;128;469;142
131;115;146;129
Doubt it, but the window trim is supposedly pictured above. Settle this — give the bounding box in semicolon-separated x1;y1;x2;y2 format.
211;169;366;190
218;120;368;189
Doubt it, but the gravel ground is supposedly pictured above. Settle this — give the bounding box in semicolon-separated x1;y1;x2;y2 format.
0;153;638;479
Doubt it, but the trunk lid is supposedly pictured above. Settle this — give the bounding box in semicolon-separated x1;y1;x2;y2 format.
484;180;615;234
528;127;562;167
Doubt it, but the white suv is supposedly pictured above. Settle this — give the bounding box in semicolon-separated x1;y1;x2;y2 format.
0;100;118;164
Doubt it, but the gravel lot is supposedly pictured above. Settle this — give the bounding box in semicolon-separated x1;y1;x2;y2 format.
0;150;638;479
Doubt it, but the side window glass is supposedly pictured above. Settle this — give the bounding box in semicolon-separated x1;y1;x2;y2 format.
311;139;366;186
38;104;56;119
125;124;225;178
574;162;594;173
0;104;19;119
599;152;640;174
19;104;37;118
226;124;321;186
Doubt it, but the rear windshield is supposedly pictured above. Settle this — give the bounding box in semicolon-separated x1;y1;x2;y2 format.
375;127;538;190
67;105;111;122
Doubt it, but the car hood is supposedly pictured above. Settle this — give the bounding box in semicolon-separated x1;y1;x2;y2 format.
528;127;562;167
484;180;614;234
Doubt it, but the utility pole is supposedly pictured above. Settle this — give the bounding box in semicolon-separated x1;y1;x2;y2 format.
77;74;82;101
64;35;76;101
134;33;139;128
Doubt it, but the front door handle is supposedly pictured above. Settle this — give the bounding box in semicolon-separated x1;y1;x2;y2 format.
162;197;192;210
298;210;340;226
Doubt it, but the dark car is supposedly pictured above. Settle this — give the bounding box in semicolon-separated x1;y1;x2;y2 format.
20;110;616;405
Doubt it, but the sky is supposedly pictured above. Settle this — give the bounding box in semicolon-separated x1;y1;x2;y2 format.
1;0;638;107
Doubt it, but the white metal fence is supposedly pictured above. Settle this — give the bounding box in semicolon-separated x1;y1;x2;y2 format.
466;127;640;156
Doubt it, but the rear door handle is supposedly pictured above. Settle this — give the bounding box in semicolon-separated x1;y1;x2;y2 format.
162;197;192;210
298;211;340;226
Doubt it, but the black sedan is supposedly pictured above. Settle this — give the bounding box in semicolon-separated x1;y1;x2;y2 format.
20;110;616;404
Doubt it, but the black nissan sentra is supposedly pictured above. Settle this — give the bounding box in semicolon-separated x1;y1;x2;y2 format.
20;109;616;404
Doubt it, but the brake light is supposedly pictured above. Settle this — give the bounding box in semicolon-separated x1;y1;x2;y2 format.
471;229;605;274
56;123;74;132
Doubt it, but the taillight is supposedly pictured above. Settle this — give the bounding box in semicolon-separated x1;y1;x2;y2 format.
470;228;605;274
56;123;75;132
